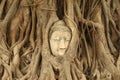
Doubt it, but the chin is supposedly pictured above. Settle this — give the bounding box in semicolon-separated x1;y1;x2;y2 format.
58;53;65;56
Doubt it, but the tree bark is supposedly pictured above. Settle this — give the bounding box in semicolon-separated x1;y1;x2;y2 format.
0;0;120;80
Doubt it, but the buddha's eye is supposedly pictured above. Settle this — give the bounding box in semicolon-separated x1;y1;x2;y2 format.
53;37;60;41
65;37;71;41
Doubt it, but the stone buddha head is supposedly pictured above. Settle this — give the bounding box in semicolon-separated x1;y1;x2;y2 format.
49;20;72;56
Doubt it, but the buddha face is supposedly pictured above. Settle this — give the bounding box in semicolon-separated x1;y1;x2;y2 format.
50;30;71;56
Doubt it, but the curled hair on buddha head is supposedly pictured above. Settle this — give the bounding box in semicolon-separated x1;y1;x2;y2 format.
49;20;71;38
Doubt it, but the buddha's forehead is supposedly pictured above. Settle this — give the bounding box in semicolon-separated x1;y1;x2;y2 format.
49;20;72;38
50;24;71;33
51;30;71;37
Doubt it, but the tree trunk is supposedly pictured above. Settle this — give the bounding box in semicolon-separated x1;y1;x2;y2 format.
0;0;120;80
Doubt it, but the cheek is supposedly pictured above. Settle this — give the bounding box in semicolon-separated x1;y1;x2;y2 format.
50;40;58;50
65;41;70;47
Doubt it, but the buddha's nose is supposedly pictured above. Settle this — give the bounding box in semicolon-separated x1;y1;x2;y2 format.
59;39;66;49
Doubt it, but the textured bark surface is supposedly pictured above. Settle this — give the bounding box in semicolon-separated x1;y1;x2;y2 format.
0;0;120;80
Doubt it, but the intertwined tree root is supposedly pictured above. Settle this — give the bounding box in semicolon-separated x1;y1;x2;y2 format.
0;0;120;80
